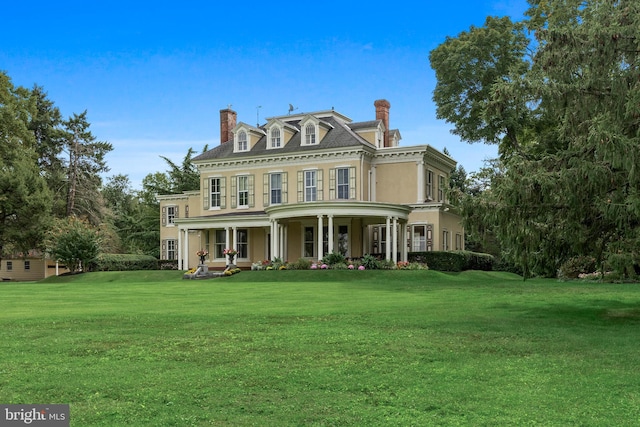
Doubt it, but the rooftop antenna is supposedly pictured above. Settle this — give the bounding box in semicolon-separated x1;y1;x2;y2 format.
288;104;298;115
256;105;262;126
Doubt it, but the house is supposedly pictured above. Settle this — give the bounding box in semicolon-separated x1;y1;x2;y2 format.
158;99;464;270
0;251;69;281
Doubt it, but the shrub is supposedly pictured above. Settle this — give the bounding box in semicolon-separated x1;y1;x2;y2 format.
159;260;179;270
361;254;380;270
408;251;493;272
92;254;158;271
409;251;466;271
288;258;312;270
557;255;597;280
322;252;346;266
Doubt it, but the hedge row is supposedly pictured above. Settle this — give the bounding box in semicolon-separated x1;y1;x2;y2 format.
91;254;159;271
408;250;495;272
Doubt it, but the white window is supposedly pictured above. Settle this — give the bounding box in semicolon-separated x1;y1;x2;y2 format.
210;178;221;208
412;225;427;251
167;206;176;225
237;131;248;151
443;230;450;251
215;230;226;258
270;173;282;205
304;170;317;202
337;168;349;199
236;229;248;259
305;124;316;144
6;261;12;271
270;127;281;148
426;171;434;201
304;226;315;257
438;175;445;202
167;240;177;260
238;176;249;207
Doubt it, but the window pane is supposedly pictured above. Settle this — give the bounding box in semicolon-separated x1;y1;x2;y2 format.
237;229;248;258
215;230;226;258
305;171;316;202
270;173;282;204
238;176;248;206
337;168;349;199
304;227;314;257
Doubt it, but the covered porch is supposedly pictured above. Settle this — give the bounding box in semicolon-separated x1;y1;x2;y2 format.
174;202;411;270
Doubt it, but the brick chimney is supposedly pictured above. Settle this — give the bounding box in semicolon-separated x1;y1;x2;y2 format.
219;107;237;144
374;99;390;147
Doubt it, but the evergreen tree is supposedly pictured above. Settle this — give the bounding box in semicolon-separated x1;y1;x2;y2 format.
63;111;113;223
430;0;640;278
0;72;53;258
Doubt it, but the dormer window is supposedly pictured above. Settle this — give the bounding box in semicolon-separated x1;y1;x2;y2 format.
237;131;248;152
305;124;316;144
270;128;281;148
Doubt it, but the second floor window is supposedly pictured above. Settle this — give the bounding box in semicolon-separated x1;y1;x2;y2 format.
270;173;282;205
167;206;176;225
270;128;281;148
237;131;248;151
210;178;221;208
238;175;249;207
438;175;445;202
337;168;349;199
305;124;316;144
305;170;317;202
426;170;434;201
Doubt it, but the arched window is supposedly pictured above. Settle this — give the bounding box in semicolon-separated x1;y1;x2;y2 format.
237;131;248;151
270;128;281;148
305;124;316;144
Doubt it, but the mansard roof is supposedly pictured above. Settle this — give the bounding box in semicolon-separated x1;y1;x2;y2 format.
193;116;373;162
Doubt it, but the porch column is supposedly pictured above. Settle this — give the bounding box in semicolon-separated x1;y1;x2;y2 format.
317;215;324;261
417;160;425;203
279;223;285;260
385;216;391;261
282;224;288;261
184;228;190;269
270;220;277;260
225;227;230;252
178;228;183;269
401;221;408;262
327;215;334;254
392;217;398;264
232;226;238;253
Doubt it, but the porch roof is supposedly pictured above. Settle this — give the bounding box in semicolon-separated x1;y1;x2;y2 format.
174;201;411;229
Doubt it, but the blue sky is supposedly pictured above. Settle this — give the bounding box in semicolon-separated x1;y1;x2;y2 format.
1;0;529;188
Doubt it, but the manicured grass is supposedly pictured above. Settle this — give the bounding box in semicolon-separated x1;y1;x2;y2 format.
1;270;639;426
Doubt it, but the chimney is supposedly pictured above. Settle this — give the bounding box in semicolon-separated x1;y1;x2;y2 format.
374;99;390;147
219;107;237;144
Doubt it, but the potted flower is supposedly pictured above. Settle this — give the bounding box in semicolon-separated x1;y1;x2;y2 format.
223;248;238;265
196;249;208;264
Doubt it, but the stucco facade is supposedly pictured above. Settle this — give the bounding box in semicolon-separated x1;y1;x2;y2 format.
158;100;464;270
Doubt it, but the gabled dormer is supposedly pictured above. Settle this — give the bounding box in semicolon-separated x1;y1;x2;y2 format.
264;118;297;150
299;114;334;146
389;129;402;147
232;122;265;153
349;120;385;148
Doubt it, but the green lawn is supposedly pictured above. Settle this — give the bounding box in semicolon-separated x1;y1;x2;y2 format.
1;270;639;426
